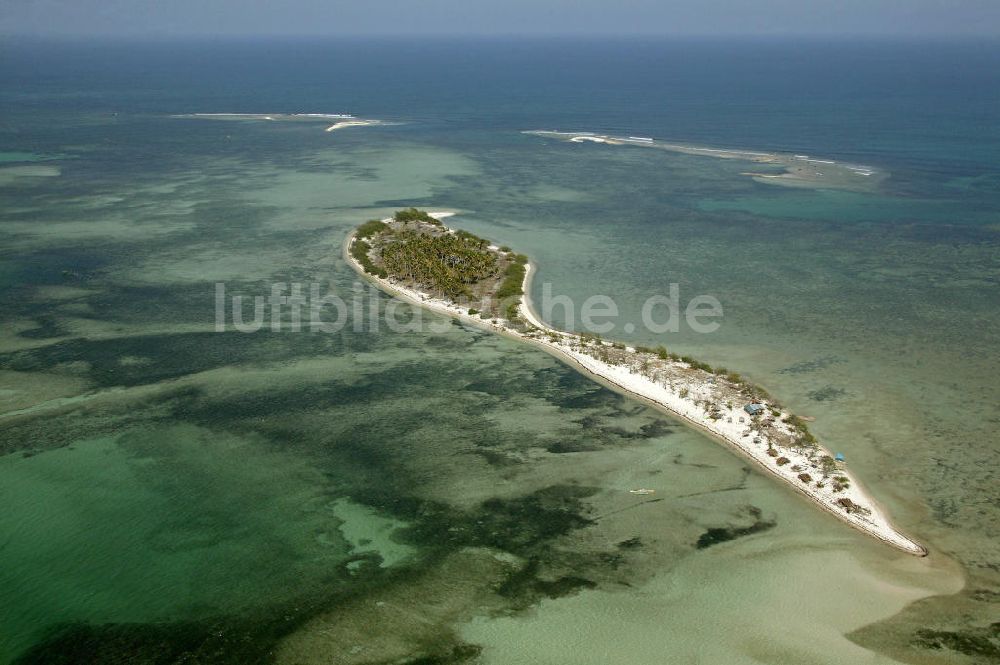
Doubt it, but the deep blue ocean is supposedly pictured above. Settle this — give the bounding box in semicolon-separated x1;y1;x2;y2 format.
4;38;1000;175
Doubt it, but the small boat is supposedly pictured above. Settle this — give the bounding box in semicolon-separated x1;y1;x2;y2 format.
629;488;656;495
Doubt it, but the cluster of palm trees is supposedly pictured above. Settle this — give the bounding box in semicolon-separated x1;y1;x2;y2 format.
379;230;499;298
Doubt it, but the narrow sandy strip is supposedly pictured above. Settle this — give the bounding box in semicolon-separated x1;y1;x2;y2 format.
325;119;384;132
344;224;926;557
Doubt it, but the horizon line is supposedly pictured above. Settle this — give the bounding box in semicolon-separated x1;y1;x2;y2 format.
3;31;1000;41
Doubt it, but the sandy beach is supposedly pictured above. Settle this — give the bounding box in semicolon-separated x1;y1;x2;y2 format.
344;219;926;557
324;119;383;131
172;113;385;132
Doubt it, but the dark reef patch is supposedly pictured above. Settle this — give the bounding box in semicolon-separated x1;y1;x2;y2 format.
497;557;597;608
546;412;674;453
12;591;334;665
599;418;675;440
911;623;1000;659
695;506;776;549
12;558;487;665
671;453;719;470
806;385;848;402
536;366;621;410
367;484;599;557
776;355;846;375
0;331;349;388
15;315;67;340
400;644;484;665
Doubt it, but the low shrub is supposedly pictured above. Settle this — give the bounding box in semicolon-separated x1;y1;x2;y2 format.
394;207;436;223
496;262;526;299
350;239;388;277
504;301;520;321
356;219;389;238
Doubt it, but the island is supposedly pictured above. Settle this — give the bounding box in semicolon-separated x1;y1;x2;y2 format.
524;130;883;191
345;209;926;556
172;112;384;132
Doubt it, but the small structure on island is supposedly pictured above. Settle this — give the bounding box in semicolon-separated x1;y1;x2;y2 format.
744;403;766;416
835;453;846;462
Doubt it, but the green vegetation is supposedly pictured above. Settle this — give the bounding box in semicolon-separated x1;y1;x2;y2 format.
350;239;388;278
393;207;440;224
353;210;527;321
356;219;390;239
680;355;713;372
795;431;817;447
496;261;526;300
819;455;838;475
455;229;488;247
379;229;498;298
784;414;805;429
783;414;817;447
504;301;520;321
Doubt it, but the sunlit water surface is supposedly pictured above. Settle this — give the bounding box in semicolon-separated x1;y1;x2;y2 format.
0;38;997;664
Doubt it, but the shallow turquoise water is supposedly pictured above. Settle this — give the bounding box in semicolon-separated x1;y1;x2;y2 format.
698;187;1000;225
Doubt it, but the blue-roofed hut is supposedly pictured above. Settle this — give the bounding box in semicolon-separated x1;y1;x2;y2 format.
744;403;765;416
834;453;846;462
